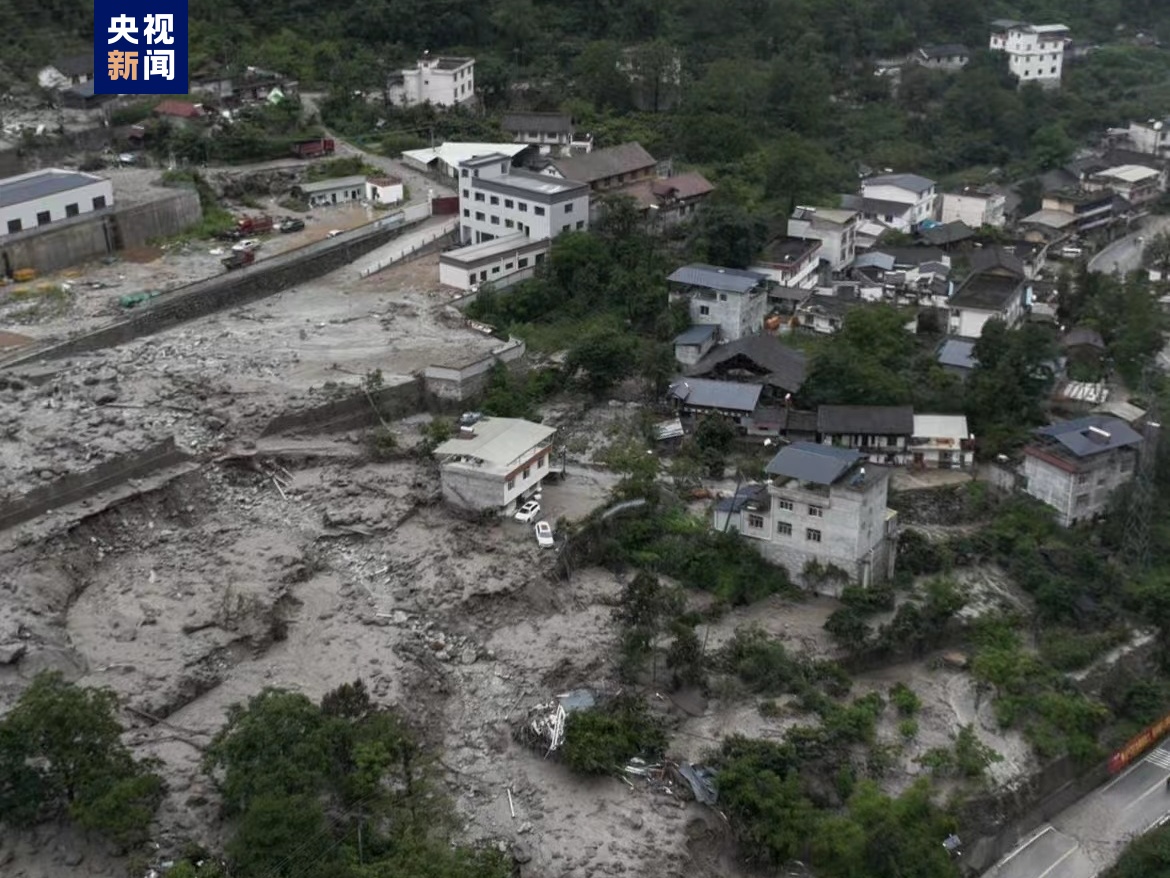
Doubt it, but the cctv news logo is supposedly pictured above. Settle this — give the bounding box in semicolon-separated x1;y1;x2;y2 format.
94;0;189;94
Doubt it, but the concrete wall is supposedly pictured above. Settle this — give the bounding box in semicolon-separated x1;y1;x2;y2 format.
423;337;525;401
0;438;190;532
260;379;427;437
114;190;203;248
1;212;424;367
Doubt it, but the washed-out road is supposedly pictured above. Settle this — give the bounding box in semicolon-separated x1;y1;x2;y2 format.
1089;216;1170;275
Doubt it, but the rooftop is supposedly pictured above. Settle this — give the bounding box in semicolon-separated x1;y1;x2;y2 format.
0;168;107;208
920;44;970;58
863;173;936;195
367;175;403;186
818;405;914;436
611;172;715;209
1062;327;1106;350
428;56;473;71
46;52;93;77
877;246;947;268
402;142;530;168
668;263;768;294
1096;164;1161;183
1030;415;1141;459
501;111;573;134
792;205;858;226
548;142;657;184
970;245;1026;278
765;442;866;486
674;324;719;346
920;221;975;246
949;272;1023;312
840;193;915;219
937;337;979;370
912;414;970;441
758;236;821;265
295;175;367;194
1020;208;1077;229
668;377;763;413
440;232;532;264
434;417;556;470
714;483;771;514
689;335;808;392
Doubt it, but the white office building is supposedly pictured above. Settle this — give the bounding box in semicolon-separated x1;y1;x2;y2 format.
0;168;113;237
457;153;590;246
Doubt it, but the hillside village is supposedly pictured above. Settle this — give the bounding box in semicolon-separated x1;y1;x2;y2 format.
6;7;1170;878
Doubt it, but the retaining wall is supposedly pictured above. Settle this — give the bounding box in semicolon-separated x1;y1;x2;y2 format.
260;379;427;437
423;338;526;401
0;437;191;532
115;190;204;248
1;213;423;367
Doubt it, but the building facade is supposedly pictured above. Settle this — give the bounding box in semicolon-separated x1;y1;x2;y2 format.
940;190;1007;228
294;176;366;208
816;405;914;464
1021;416;1142;526
1126;119;1170;159
0;169;113;237
713;443;898;594
915;44;971;72
751;236;822;289
787;206;859;271
1086;165;1163;208
908;414;973;469
500;112;592;156
989;22;1069;87
457;153;590;245
673;324;719;366
667;264;771;341
438;234;549;291
860;174;937;230
389;55;475;108
434;416;557;513
366;176;404;205
542;143;657;194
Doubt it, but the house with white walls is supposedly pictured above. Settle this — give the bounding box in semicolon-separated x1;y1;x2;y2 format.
388;54;475;108
457;153;590;245
989;21;1070;87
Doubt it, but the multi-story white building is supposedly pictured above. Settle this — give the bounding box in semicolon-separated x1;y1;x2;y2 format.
908;414;973;469
713;442;898;593
1022;416;1143;526
433;416;557;513
787;206;859;272
389;54;475;108
667;264;771;341
860;173;937;229
989;21;1070;87
456;153;590;246
1126;119;1170;159
0;168;113;237
940;188;1007;228
1086;165;1164;208
751;237;821;290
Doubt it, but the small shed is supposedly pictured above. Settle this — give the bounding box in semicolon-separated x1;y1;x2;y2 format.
366;175;404;205
293;176;367;208
673;324;718;366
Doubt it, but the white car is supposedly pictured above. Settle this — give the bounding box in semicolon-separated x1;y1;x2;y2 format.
327;229;344;238
232;238;261;252
534;521;555;548
514;500;541;523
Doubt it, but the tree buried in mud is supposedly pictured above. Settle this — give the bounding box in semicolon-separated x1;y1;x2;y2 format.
562;694;667;775
0;671;164;848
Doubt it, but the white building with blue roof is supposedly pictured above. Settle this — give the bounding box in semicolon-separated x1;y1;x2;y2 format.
713;441;898;593
0;168;113;237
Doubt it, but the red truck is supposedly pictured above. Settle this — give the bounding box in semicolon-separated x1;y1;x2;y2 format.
235;215;275;235
291;138;336;159
222;250;256;271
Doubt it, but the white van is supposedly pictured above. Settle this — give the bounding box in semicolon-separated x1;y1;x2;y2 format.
1059;246;1084;259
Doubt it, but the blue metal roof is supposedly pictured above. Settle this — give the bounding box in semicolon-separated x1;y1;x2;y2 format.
668;377;762;412
937;338;978;370
765;441;863;485
1035;416;1142;458
0;169;104;208
667;264;768;294
674;324;719;346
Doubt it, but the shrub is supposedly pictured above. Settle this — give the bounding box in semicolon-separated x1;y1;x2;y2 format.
562;695;667;775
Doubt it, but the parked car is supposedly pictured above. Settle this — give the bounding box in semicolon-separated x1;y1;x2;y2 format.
232;238;261;252
279;218;305;233
514;500;541;523
534;521;555;548
327;229;343;238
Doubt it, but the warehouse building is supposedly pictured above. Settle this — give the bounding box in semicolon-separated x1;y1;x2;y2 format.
0;169;114;236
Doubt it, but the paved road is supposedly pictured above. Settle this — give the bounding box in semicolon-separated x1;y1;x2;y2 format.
1089;216;1170;275
983;741;1170;878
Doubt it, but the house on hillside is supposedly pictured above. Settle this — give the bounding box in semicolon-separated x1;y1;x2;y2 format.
816;405;914;463
1039;189;1123;234
788;206;859;271
542;143;657;194
153;100;208;127
0;168;113;237
940;188;1007;228
388;54;475;108
947;249;1028;338
752;236;822;290
500;112;592;156
1124;118;1170;159
713;442;898;593
936;337;979;381
914;45;970;72
858;173;937;231
38;53;93;90
1086;165;1162;209
366;176;404;205
673;325;719;367
668;264;771;341
61;81;115;112
1061;326;1107;376
989;21;1071;88
609;172;714;225
433;416;557;513
909;414;973;469
668;377;763;425
687;335;808;398
1022;415;1142;526
796;286;865;334
402;142;530;179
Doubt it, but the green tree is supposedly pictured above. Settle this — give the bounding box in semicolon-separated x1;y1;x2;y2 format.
687;201;769;269
572;40;631;110
965;320;1057;455
1146;231;1170;275
665;621;706;689
562;694;667;774
565;326;638;395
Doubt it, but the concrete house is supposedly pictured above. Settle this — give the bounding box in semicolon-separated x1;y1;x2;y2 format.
542;143;657;194
788;206;859;272
667;264;771;341
713;442;898;593
990;21;1070;87
456;152;590;246
389;54;475;108
752;236;822;290
816;405;914;463
401;142;530;179
610;172;714;226
688;335;808;398
909;414;973;469
668;377;763;425
366;176;404;206
673;324;719;367
500;112;591;156
1040;189;1120;234
37;53;93;90
1086;165;1162;208
859;173;937;230
914;44;970;72
947;250;1028;338
0;168;113;237
293;176;366;208
1125;118;1170;159
438;233;550;292
433;416;557;513
1022;415;1143;526
940;188;1007;228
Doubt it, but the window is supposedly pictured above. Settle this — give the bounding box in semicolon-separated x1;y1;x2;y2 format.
505;219;514;228
505;199;514;208
534;206;545;216
777;521;792;536
7;218;21;233
500;163;507;173
777;499;793;511
562;224;572;233
507;477;515;490
538;455;546;468
474;192;484;202
719;293;727;301
490;196;499;205
1075;493;1090;509
92;195;106;210
518;257;529;268
36;211;51;226
490;215;500;225
1076;472;1089;485
564;203;573;213
461;169;469;178
523;466;531;479
65;203;79;217
492;266;500;274
505;262;514;270
808;505;823;517
462;189;469;198
747;514;764;529
699;305;710;316
576;220;584;230
463;209;470;217
518;202;528;212
806;528;822;542
475;211;485;221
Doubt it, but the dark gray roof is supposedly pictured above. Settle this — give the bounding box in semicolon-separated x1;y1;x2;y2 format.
876;246;947;267
949;273;1022;311
765;441;864;485
668;377;762;413
865;173;936;194
780;408;819;434
1062;327;1106;350
714;484;770;513
689;335;808;392
49;53;93;77
920;44;970;59
769;286;813;302
549;142;656;184
501;112;573;135
920;222;974;246
668;264;768;294
817;405;914;435
0;169;104;207
971;246;1027;277
674;324;719;346
841;194;914;219
1034;416;1142;458
854;252;896;271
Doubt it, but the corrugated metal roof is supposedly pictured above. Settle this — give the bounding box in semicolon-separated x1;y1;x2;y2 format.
1035;415;1141;457
818;405;914;435
668;377;762;412
864;173;936;194
674;324;719;346
434;417;556;468
667;264;768;294
937;338;978;370
853;252;896;271
765;442;863;485
912;414;969;440
0;169;105;208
